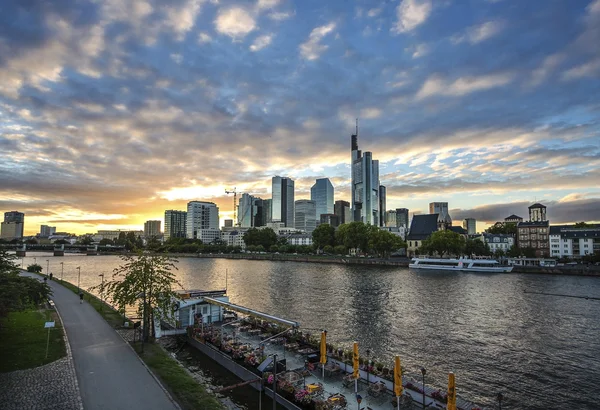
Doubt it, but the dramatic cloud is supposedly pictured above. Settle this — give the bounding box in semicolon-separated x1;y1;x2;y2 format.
0;0;599;235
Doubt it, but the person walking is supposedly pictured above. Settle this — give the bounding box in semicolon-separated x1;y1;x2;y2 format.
79;292;84;304
49;272;53;281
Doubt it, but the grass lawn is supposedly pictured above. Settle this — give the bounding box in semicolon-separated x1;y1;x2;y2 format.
133;342;224;410
0;309;66;372
58;279;125;328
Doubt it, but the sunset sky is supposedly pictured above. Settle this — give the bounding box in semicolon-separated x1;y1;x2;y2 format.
1;0;599;236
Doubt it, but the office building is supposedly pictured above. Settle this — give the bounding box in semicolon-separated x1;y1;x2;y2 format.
1;211;24;239
463;218;477;235
272;176;295;227
40;225;57;237
334;200;351;225
224;219;233;228
164;210;187;240
396;208;409;228
263;199;272;225
320;214;340;227
385;210;397;227
144;220;162;238
310;178;334;222
238;194;268;228
379;186;386;227
351;121;381;225
295;200;317;234
550;225;600;258
186;201;220;243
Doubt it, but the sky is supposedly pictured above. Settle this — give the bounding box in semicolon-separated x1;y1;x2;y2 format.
1;0;599;236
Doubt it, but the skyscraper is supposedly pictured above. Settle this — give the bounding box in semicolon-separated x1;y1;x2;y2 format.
144;220;161;238
396;208;409;228
238;194;268;227
295;200;317;234
1;211;24;239
379;185;386;227
463;218;477;235
164;210;187;240
334;200;351;225
271;176;295;227
40;225;56;237
351;121;381;225
310;178;334;222
186;201;220;243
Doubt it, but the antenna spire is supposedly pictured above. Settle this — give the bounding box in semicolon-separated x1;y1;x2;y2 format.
355;118;359;136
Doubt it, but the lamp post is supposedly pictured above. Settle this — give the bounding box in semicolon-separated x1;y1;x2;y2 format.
272;353;278;410
99;274;105;314
60;262;64;281
366;349;370;384
76;267;81;294
34;257;37;265
46;259;49;276
497;392;503;410
421;367;426;409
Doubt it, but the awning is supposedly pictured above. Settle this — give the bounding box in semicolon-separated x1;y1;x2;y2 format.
203;297;300;328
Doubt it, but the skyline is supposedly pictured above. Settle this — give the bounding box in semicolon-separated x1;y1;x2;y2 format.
1;0;600;235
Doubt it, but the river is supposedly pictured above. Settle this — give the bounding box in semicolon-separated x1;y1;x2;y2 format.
21;253;600;409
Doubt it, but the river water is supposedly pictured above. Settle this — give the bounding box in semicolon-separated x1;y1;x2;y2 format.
22;253;600;409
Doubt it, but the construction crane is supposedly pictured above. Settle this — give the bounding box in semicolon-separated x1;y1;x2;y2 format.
225;187;237;225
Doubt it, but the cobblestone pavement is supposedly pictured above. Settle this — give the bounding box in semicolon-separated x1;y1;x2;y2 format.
0;356;82;410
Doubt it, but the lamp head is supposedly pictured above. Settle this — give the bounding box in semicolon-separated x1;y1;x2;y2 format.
421;367;426;376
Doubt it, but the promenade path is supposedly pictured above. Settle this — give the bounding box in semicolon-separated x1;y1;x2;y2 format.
21;272;179;410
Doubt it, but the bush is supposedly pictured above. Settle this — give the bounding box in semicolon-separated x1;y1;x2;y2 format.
26;264;43;273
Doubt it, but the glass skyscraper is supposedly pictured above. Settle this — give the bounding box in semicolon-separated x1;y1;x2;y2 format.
294;200;317;234
164;210;187;240
271;176;295;227
351;122;381;225
310;178;334;221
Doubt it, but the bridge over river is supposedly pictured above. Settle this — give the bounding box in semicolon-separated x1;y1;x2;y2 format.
0;243;126;256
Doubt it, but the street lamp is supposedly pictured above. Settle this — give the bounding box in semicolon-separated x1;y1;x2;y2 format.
497;392;503;410
421;367;426;409
366;349;371;384
76;267;81;294
60;262;64;281
34;257;37;265
271;353;278;410
46;259;49;276
99;274;105;314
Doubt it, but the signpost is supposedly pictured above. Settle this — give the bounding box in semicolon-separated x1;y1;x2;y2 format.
44;321;55;359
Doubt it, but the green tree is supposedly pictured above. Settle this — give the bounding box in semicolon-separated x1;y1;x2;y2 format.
336;222;369;253
420;230;466;257
270;245;279;253
485;222;517;235
507;246;521;257
494;249;506;258
99;238;114;246
464;239;490;257
522;246;537;258
323;245;334;254
334;245;347;255
93;253;181;342
369;230;406;258
574;222;591;228
26;264;43;273
0;251;51;318
78;235;94;245
312;224;336;252
25;238;38;245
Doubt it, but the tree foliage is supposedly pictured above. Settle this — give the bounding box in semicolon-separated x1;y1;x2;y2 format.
0;251;51;318
243;228;278;249
312;224;336;251
421;230;466;257
93;253;181;342
574;222;591;228
485;222;517;235
464;239;491;257
369;229;406;258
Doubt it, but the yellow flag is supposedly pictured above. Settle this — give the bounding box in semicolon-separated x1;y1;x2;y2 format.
352;342;359;379
394;355;403;396
447;372;456;410
320;331;327;364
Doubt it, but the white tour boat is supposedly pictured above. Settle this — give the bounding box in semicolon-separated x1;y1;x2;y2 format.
409;257;513;273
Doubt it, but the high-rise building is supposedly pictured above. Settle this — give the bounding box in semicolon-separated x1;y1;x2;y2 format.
385;210;397;227
396;208;409;228
429;202;452;227
379;185;386;227
164;210;187;240
40;225;56;237
238;194;268;228
320;214;340;227
310;178;334;222
186;202;220;243
271;176;295;227
263;199;272;225
463;218;477;235
350;121;381;225
334;200;351;225
295;200;317;234
144;220;162;238
224;219;233;228
1;211;24;239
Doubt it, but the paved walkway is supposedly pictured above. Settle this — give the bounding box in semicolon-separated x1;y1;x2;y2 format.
20;272;179;410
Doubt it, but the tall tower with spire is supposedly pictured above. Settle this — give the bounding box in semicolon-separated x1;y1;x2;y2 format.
350;119;381;225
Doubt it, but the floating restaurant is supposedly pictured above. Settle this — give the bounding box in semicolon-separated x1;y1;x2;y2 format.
156;290;484;410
